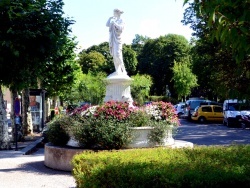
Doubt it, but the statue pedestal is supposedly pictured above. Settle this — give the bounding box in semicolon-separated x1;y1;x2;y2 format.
104;74;133;105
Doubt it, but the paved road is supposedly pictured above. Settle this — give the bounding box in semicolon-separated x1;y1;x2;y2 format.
175;119;250;146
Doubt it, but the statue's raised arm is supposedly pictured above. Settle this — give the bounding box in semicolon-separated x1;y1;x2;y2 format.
106;9;127;76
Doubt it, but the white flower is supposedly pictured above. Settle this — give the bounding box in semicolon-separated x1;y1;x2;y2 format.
81;105;98;116
145;105;162;120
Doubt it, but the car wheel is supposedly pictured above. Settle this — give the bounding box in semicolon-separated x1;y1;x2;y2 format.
223;119;227;126
226;121;231;128
188;112;192;121
198;117;206;123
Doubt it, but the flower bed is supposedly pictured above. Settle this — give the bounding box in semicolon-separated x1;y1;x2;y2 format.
45;101;180;150
44;101;180;171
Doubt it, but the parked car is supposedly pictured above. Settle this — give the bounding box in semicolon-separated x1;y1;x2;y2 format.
185;98;222;120
191;105;223;123
237;111;250;129
174;102;186;118
185;98;210;119
223;99;250;127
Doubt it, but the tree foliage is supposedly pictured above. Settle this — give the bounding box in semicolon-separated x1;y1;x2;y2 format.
172;60;198;100
78;51;107;75
131;74;153;105
0;0;75;91
192;39;250;99
40;37;78;98
83;42;114;74
0;0;76;144
79;42;138;76
137;34;191;97
122;44;138;75
131;34;150;56
184;0;250;63
64;71;107;105
183;1;250;99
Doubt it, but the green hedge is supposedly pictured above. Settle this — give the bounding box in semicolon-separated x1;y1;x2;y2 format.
72;145;250;188
149;96;179;104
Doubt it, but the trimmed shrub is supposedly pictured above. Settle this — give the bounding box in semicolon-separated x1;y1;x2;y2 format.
72;145;250;188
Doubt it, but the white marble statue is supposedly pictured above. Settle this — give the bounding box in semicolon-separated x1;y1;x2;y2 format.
106;8;127;76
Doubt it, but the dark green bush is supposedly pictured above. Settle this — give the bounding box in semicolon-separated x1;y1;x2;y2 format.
72;145;250;188
127;109;152;127
70;115;132;150
149;95;164;101
46;115;70;146
149;96;179;104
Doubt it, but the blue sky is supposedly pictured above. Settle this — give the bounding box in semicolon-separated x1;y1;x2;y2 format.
62;0;193;50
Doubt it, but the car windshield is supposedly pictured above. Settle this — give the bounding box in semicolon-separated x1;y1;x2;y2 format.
194;106;199;112
186;100;204;108
228;103;250;111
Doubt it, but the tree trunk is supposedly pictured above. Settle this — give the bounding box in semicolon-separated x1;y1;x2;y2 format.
22;89;32;135
0;86;11;149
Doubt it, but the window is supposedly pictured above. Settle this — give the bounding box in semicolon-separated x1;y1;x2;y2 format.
213;106;222;112
191;101;203;109
202;106;212;112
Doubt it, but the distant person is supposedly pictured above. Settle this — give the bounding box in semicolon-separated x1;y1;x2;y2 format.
54;106;59;115
106;8;127;76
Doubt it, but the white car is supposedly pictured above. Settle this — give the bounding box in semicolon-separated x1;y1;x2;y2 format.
223;99;250;127
174;103;186;118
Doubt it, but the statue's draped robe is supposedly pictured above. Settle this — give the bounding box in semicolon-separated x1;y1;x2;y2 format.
106;17;126;75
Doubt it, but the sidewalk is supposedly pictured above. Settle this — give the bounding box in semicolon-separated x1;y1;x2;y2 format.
0;133;76;188
5;132;44;155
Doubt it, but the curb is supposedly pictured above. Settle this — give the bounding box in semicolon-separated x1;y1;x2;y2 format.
20;137;44;155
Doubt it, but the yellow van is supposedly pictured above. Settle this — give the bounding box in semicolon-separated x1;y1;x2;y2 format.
191;105;223;123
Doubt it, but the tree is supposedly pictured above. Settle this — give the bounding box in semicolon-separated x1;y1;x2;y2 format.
64;71;107;105
80;42;138;76
0;87;10;149
131;74;153;105
0;0;75;90
122;45;138;75
0;0;75;148
172;60;198;100
192;40;250;100
184;0;250;63
84;42;114;74
40;37;78;98
131;34;150;56
182;1;250;99
138;34;191;97
78;51;107;75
